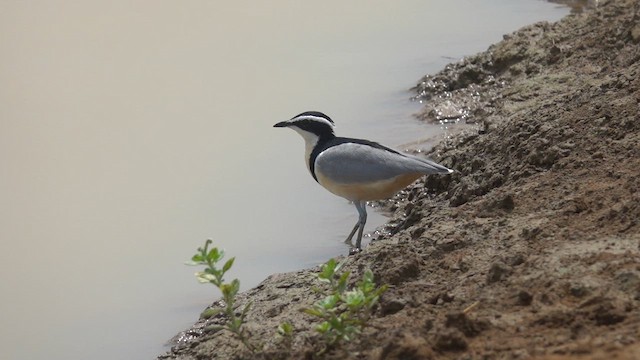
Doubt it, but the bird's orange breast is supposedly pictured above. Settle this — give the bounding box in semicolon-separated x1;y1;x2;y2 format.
316;172;423;201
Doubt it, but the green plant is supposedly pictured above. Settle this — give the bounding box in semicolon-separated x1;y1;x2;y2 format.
187;239;255;352
277;322;294;338
276;322;294;351
302;258;388;347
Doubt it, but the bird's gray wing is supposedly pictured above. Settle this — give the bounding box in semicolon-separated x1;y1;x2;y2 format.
314;142;451;184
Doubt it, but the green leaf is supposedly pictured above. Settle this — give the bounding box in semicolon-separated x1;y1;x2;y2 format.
277;322;293;336
319;294;339;310
195;272;216;283
336;271;350;293
230;317;243;331
222;257;235;273
362;269;374;283
343;289;365;308
202;267;219;276
342;325;360;340
230;279;240;294
220;282;232;294
301;307;324;317
378;284;389;293
315;321;331;333
241;301;252;319
204;324;224;334
318;258;337;280
334;259;347;274
220;279;240;303
328;316;343;330
358;270;375;293
200;307;223;319
206;247;223;263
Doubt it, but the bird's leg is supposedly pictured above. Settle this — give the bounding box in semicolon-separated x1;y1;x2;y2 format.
353;201;368;251
344;221;360;246
345;201;364;246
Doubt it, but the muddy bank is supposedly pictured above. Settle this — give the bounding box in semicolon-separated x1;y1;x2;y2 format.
160;0;640;358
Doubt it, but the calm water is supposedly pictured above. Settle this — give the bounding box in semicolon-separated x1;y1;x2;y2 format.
0;1;568;359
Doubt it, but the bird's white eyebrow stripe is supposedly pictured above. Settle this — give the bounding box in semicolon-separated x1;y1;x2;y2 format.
290;111;334;124
290;115;334;128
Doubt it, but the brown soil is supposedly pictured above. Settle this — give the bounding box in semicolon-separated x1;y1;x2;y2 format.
160;1;640;359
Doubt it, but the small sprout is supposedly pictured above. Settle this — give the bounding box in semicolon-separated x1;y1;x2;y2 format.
277;322;294;337
302;258;388;349
187;240;256;352
276;321;294;352
315;321;331;334
343;289;365;308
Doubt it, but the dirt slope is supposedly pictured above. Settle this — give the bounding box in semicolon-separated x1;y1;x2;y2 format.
160;1;640;358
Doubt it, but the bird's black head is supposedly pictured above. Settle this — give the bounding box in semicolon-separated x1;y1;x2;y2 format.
273;111;335;140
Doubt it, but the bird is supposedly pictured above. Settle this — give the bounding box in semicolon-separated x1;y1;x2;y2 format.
274;111;453;253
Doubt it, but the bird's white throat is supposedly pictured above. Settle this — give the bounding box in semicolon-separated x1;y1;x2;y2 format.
291;127;320;171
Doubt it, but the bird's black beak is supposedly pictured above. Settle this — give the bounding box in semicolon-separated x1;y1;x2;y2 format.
273;121;289;128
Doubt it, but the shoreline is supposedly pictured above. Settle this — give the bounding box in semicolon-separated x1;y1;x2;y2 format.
160;1;640;358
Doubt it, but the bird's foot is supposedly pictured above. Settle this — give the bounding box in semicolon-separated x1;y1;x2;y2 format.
348;247;362;256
